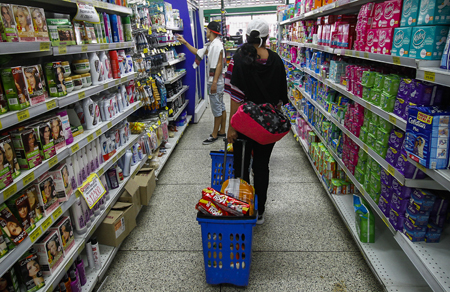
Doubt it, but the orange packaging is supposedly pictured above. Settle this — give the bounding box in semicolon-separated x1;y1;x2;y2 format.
313;0;322;10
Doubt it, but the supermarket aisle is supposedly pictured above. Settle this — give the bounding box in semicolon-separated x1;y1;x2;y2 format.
101;95;383;291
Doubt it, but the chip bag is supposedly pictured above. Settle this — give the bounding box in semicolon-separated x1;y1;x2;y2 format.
196;199;229;216
221;178;255;216
202;187;250;216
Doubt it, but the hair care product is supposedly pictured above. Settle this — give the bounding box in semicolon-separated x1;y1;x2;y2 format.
106;167;119;189
109;50;121;79
92;139;99;169
85;241;95;268
70;198;87;234
66;157;77;189
83;147;90;175
100;135;109;161
57;110;74;145
98;51;111;81
93;201;100;216
74;102;86;128
110;14;119;42
131;143;139;165
72;155;82;186
117;165;124;183
70;270;81;292
60;282;67;292
122;16;132;42
123;150;132;177
88;52;103;85
90;237;102;269
77;151;86;181
82;97;98;130
75;257;87;286
100;175;110;201
62;273;71;292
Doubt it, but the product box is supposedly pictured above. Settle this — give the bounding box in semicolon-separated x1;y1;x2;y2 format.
0;4;19;42
22;65;47;106
44;62;67;98
11;128;42;170
0;203;28;247
376;0;402;29
35;172;60;216
1;66;31;111
28;121;56;160
133;168;156;206
94;201;136;247
1;268;20;292
45;116;66;152
400;0;419;26
30;7;49;42
392;27;413;57
376;28;395;54
6;192;38;234
11;5;35;42
119;178;141;219
46;18;76;46
49;216;74;256
0;135;19;189
410;26;449;60
48;163;73;203
418;0;450;25
365;29;379;53
16;248;45;292
34;229;65;276
23;184;44;223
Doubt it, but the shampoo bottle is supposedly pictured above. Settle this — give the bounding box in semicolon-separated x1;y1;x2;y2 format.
77;151;86;181
75;257;87;286
106;168;119;189
91;237;102;270
74;102;86;128
109;50;121;79
100;175;110;201
82;97;97;130
123;150;132;177
66;157;77;189
80;196;92;227
87;143;96;172
85;240;95;269
69;270;81;292
72;155;82;186
88;52;103;85
117;165;124;183
98;51;110;81
70;197;87;234
62;274;72;292
83;147;90;174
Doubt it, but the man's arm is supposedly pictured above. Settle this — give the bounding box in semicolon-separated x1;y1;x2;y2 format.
210;52;223;94
176;34;198;55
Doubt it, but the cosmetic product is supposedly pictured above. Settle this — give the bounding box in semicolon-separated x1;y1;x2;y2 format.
75;257;87;286
70;197;87;234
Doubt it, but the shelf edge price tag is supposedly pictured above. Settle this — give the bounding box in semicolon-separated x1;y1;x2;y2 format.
416;163;427;173
81;44;88;52
143;48;148;54
17;109;30;122
366;103;371;110
42;217;53;231
53;206;63;220
115;79;120;85
388;115;397;124
30;226;43;243
392;56;401;65
104;83;109;90
107;121;113;129
112;155;118;163
387;164;395;176
78;92;85;100
87;134;94;143
77;242;85;255
23;172;35;186
48;156;58;168
169;109;173;114
46;100;57;110
59;46;67;54
424;71;435;82
3;184;17;200
78;173;107;209
96;129;102;137
98;167;104;176
363;52;369;58
40;42;50;51
71;143;80;153
362;144;368;152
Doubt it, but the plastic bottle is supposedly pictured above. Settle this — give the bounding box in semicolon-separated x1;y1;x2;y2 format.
109;50;121;79
77;151;86;181
92;139;99;169
74;103;86;128
72;155;82;186
117;15;124;43
93;201;100;216
85;240;95;269
117;165;124;183
100;175;110;201
70;198;87;234
96;138;104;165
82;98;97;130
66;157;77;189
75;257;87;286
69;270;81;292
131;143;139;165
123;150;132;177
59;283;67;292
62;274;72;292
100;135;109;161
106;167;119;189
86;144;95;172
88;52;103;85
98;51;110;82
116;91;124;112
120;85;129;108
91;237;102;270
122;16;132;42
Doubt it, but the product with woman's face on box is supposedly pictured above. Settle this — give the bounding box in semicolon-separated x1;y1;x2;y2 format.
6;192;37;234
34;229;64;276
30;7;49;42
44;62;67;98
0;4;18;42
0;140;13;190
17;248;45;292
1;66;31;111
0;228;9;258
24;185;43;222
36;173;59;216
11;128;42;170
11;5;35;42
0;80;8;115
50;216;74;255
49;163;73;203
46;116;66;152
22;65;46;106
0;268;20;292
28;121;55;161
0;203;28;246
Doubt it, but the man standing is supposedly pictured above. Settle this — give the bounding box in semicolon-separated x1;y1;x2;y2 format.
177;21;226;145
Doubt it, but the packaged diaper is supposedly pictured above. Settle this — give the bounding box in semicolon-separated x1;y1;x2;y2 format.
397;78;413;99
418;0;450;25
395;150;427;179
353;195;375;243
405;106;450;169
389;208;407;231
379;194;391;217
386;146;401;166
406;204;431;226
381;169;393;185
393;97;408;120
409;80;444;105
381;183;393;201
409;26;449;60
392;180;413;198
403;219;426;242
410;188;436;212
425;223;443;243
391;192;410;214
400;0;419;26
429;213;446;228
431;194;449;216
388;128;405;149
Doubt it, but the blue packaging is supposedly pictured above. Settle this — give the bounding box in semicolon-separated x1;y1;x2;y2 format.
410;26;449;60
440;30;450;69
405;205;430;226
405;106;450;169
109;15;120;43
418;0;450;25
425;223;443;243
392;27;413;57
411;188;436;212
391;193;410;214
103;13;113;43
403;220;426;242
401;0;420;26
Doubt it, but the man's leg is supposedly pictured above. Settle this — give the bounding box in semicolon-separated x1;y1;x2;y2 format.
212;115;222;138
219;110;227;135
203;85;222;145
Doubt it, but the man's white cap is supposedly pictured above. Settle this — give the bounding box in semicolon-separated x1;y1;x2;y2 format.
246;18;269;39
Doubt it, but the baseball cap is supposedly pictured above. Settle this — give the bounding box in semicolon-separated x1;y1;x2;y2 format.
207;21;222;35
246;18;269;38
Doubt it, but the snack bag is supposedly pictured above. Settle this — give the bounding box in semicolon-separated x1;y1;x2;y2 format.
221;178;255;216
196;199;229;216
202;187;250;216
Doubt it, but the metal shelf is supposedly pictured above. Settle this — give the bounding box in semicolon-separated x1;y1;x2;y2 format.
162;56;186;67
167;85;189;103
155;115;191;177
166;26;184;31
168;100;189;122
282;57;303;71
164;71;186;85
28;0;131;15
416;67;450;87
52;42;135;56
0;42;52;56
407;157;450;192
157;41;182;47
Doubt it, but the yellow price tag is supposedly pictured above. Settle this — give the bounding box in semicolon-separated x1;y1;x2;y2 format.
355;51;360;57
45;285;53;292
133;105;137;111
417;163;427;173
157;120;161;126
46;100;57;110
345;50;352;56
78;92;85;100
107;122;112;129
3;184;17;200
137;81;141;86
104;83;109;90
364;52;369;58
387;164;395;176
30;227;43;243
77;242;85;255
17;109;30;122
23;172;35;186
113;155;118;163
48;156;58;168
76;190;80;198
41;217;53;231
96;129;102;137
389;115;397;124
392;56;401;65
424;71;435;82
65;258;74;272
148;28;152;35
71;143;80;153
0;119;2;130
169;109;173;114
143;48;148;54
366;103;371;110
53;206;63;220
100;44;109;50
40;42;50;51
98;168;104;176
362;144;369;152
59;46;67;54
115;79;120;85
87;134;94;143
382;216;390;228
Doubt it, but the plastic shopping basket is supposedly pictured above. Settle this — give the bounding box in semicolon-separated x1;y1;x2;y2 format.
197;139;257;286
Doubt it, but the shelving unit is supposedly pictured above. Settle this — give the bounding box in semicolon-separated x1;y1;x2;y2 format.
167;85;189;103
163;56;186;67
52;42;135;56
165;71;187;84
168;100;189;122
28;0;132;15
0;42;52;56
166;26;184;31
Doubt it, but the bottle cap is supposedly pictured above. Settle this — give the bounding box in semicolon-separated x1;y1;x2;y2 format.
60;283;67;291
90;237;98;245
70;270;77;280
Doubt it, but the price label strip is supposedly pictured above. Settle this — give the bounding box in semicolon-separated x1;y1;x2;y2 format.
3;184;17;200
424;71;435;82
78;173;107;209
17;110;30;122
42;217;53;231
30;227;43;243
53;206;63;220
46;100;57;110
23;172;35;186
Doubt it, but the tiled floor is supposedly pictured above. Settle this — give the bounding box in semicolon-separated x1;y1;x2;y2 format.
101;95;384;292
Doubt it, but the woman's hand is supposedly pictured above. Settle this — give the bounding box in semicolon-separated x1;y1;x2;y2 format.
176;34;187;45
227;126;238;144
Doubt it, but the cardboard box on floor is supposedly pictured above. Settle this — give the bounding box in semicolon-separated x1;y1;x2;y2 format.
93;201;137;247
133;167;156;206
119;178;142;218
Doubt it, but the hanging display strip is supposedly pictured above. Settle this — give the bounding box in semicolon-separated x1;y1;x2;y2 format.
155;115;191;177
288;110;431;291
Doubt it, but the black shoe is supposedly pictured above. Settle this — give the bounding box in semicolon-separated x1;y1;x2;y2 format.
217;133;226;137
257;214;264;225
203;135;218;145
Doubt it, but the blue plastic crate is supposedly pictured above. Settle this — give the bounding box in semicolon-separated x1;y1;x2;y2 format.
197;197;258;286
210;151;234;192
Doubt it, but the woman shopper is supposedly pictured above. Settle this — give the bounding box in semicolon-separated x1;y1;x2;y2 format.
226;19;288;225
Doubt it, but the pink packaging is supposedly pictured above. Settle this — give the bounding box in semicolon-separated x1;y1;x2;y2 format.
365;29;378;53
323;25;331;46
317;25;323;45
349;149;359;164
372;0;402;29
358;2;376;18
376;28;394;55
346;79;352;91
372;2;385;28
355;82;364;97
348;163;356;175
340;23;356;49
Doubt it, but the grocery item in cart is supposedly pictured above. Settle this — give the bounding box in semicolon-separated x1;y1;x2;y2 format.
202;187;250;216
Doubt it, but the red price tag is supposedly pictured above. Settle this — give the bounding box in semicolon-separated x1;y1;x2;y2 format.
78;173;107;209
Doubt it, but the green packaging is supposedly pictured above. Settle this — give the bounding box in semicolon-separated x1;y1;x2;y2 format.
368;122;378;136
368;89;381;106
5;192;37;234
355;166;365;184
383;74;401;96
375;141;388;157
376;128;390;147
0;4;19;42
366;134;377;150
373;72;385;90
370;171;381;193
381;94;396;113
358;147;368;160
11;128;42;170
363;117;370;128
378;118;393;133
28;121;56;160
361;71;376;87
363;172;371;191
46;18;76;46
360;126;368;143
353;195;375;243
362;86;371;101
0;67;31;111
368;188;381;205
364;108;372;120
45;62;67;97
370;113;380;125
